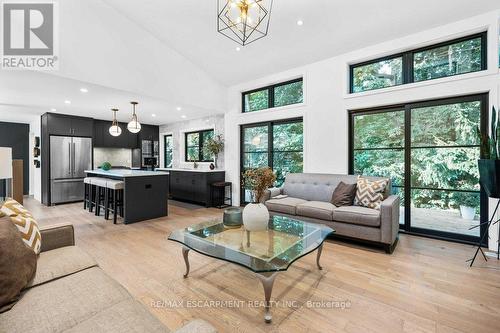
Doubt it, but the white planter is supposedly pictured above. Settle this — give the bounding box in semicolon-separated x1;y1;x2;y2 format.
242;203;269;231
460;206;476;220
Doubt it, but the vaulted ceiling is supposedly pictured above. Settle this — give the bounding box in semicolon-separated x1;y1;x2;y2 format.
0;0;499;124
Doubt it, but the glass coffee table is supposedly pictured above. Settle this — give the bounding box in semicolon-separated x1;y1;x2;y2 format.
168;215;334;323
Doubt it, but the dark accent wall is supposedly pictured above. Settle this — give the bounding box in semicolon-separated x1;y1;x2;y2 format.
0;121;30;195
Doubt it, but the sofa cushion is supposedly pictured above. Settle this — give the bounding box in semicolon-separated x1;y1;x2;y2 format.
296;201;335;221
354;176;389;210
28;246;97;288
265;197;307;215
65;299;168;333
0;267;131;333
0;216;37;313
333;206;381;227
331;182;357;206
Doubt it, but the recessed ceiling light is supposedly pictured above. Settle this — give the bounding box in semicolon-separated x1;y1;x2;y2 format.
50;108;57;112
297;20;304;26
236;47;241;51
176;106;182;111
80;88;88;93
152;114;156;117
181;115;187;119
64;100;71;104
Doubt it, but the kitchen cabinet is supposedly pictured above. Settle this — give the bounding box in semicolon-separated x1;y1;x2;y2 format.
169;170;225;207
139;124;159;142
93;119;138;149
46;113;93;137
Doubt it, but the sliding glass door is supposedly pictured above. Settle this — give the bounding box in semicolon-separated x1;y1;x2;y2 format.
350;94;487;243
241;118;303;204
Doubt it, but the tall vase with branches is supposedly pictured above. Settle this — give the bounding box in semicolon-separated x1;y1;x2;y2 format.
204;134;224;169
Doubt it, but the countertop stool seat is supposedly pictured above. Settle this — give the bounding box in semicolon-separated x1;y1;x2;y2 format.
84;177;100;212
91;177;108;217
105;179;124;224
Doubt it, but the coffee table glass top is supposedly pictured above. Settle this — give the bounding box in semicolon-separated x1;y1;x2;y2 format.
168;215;334;273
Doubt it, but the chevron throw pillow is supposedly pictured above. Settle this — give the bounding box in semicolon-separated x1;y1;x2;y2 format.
354;176;388;210
1;199;41;254
0;198;33;218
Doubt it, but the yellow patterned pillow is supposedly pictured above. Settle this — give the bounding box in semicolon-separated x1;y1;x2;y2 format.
0;199;41;254
10;214;42;254
0;198;33;217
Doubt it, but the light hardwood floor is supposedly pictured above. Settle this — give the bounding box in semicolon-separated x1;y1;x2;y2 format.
26;198;500;333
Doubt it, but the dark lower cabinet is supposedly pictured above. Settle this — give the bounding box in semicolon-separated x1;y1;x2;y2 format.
169;170;225;207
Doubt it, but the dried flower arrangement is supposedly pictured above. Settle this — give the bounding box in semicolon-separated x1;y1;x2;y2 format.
241;167;276;203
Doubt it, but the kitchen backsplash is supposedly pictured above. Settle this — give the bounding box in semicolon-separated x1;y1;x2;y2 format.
94;148;132;168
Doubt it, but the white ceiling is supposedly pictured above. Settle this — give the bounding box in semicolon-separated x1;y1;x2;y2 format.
1;0;499;125
103;0;500;85
0;71;214;125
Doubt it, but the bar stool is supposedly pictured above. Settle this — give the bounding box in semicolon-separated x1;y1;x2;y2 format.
105;179;124;224
210;181;232;208
84;177;101;210
92;178;108;217
83;177;94;210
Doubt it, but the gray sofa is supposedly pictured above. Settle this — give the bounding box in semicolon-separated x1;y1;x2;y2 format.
0;222;217;333
263;173;399;253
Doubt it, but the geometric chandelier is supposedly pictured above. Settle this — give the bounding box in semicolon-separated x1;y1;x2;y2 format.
217;0;273;46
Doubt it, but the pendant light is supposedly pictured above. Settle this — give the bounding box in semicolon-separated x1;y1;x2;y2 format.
109;108;122;137
127;101;141;133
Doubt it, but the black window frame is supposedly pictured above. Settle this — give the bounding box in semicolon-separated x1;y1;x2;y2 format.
163;134;173;168
349;32;487;93
348;93;489;246
184;129;214;162
240;117;303;205
242;78;303;113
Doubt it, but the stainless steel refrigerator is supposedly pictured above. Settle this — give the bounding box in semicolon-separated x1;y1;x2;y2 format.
50;136;92;204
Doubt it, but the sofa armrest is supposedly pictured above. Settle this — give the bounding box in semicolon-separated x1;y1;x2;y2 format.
262;187;283;202
173;319;217;333
40;223;75;253
380;195;400;247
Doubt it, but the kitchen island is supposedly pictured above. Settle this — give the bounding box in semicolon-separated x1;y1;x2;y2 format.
155;168;225;207
85;169;169;224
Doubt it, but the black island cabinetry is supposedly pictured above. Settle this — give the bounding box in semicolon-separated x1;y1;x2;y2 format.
168;170;225;207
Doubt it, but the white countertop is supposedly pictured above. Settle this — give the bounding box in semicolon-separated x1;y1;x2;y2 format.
85;169;169;178
155;168;225;173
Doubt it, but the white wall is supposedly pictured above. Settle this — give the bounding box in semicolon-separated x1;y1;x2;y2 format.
159;114;225;170
225;10;500;250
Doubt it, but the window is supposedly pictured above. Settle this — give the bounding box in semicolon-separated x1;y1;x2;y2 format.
350;33;487;93
242;78;303;112
351;56;403;93
350;94;488;244
241;118;303;203
163;135;173;168
185;129;214;162
413;36;483;82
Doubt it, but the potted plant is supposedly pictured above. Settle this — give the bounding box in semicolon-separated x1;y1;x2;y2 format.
203;134;224;169
454;192;477;220
478;106;500;199
241;167;276;231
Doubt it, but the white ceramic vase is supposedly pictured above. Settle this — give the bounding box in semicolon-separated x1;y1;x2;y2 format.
242;203;269;231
